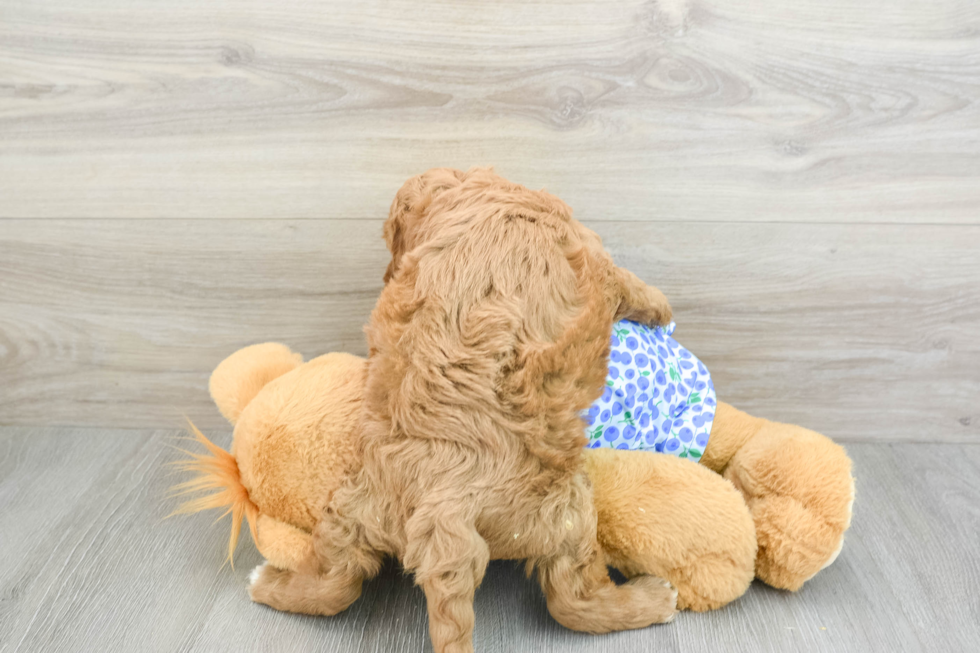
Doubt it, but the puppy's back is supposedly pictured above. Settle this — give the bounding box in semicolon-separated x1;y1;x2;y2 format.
369;169;615;464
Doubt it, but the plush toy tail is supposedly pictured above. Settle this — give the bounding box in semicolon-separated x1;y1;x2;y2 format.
209;342;303;425
168;420;259;568
170;343;300;565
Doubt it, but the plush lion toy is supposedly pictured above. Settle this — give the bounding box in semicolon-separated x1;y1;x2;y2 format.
175;339;853;612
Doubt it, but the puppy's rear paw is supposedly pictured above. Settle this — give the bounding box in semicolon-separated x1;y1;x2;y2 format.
627;575;679;624
248;562;269;591
248;561;293;607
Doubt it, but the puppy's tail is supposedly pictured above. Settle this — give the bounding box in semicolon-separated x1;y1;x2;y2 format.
169;420;259;568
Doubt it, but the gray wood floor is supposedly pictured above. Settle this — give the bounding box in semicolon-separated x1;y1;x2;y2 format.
1;427;978;653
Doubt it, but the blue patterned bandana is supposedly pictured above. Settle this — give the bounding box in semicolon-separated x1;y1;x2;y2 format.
582;320;716;461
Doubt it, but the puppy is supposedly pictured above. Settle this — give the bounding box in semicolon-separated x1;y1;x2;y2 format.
249;168;677;652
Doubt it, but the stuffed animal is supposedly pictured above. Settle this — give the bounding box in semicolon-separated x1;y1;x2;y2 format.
175;336;853;612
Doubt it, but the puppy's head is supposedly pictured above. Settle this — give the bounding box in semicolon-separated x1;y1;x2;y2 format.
383;168;467;283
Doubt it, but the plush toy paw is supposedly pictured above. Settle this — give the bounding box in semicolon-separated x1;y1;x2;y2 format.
723;423;854;591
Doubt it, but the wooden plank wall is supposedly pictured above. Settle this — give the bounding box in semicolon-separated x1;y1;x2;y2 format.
1;0;978;441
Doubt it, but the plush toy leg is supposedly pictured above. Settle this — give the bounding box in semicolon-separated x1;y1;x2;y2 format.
701;402;855;591
584;448;756;611
254;514;313;571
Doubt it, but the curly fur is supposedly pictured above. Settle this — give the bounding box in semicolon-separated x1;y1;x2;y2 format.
248;168;676;652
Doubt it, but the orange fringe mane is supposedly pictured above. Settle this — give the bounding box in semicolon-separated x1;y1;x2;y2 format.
169;420;259;568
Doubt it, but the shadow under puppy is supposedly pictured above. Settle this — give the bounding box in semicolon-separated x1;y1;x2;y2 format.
248;167;677;652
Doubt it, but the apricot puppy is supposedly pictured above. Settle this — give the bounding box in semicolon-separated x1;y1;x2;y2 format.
249;168;676;652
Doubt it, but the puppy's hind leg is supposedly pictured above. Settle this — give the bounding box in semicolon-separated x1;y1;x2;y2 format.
403;505;490;653
536;515;677;632
248;563;367;616
249;506;383;617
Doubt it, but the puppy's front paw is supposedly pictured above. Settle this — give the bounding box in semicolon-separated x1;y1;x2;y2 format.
625;286;672;328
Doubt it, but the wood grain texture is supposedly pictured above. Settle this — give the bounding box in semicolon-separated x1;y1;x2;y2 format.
2;219;977;441
2;429;978;652
1;0;978;221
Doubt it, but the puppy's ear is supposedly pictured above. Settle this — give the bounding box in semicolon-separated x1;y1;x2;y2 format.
382;216;405;283
382;168;466;283
383;175;421;283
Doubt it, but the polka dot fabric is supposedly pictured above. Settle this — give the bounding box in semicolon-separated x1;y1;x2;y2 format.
582;320;716;460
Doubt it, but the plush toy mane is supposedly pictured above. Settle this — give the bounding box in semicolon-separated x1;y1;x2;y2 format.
169;421;259;567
